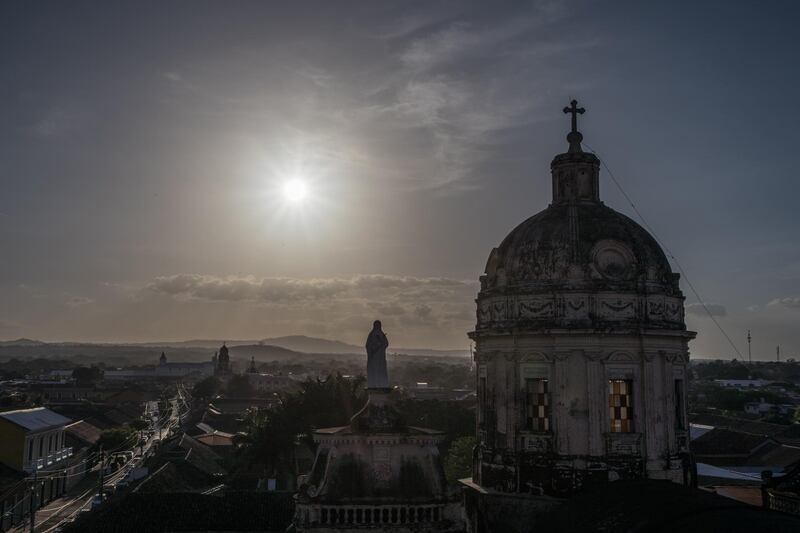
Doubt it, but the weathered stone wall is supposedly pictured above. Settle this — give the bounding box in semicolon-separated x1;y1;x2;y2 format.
473;331;690;495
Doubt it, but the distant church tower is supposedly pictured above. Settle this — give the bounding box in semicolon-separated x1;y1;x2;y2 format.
464;101;695;528
159;351;167;366
215;343;231;376
248;356;257;374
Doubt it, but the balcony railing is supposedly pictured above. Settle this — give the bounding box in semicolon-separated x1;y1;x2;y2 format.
295;503;446;528
25;447;73;472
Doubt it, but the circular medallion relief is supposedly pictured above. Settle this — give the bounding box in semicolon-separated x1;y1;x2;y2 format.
591;240;635;280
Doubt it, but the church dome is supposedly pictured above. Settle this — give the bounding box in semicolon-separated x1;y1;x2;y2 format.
490;202;673;289
475;102;686;333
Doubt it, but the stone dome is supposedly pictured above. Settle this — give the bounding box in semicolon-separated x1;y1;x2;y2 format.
487;202;675;290
475;113;686;333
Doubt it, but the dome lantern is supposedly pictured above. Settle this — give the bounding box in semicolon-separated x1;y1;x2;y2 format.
551;99;601;205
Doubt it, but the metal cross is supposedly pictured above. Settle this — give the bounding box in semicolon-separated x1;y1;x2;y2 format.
563;99;585;133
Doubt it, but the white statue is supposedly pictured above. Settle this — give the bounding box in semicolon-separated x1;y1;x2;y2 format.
365;320;389;389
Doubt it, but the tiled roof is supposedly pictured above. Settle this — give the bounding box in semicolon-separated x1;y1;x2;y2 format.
195;431;235;447
690;413;800;444
177;433;227;476
531;479;800;532
691;428;772;456
0;407;71;432
747;443;800;470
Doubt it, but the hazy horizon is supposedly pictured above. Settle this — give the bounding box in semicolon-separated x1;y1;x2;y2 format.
2;1;799;357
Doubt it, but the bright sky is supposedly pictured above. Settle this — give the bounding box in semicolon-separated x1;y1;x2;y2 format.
1;1;798;355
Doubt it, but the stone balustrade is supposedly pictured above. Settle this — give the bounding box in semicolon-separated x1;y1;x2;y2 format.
296;503;445;528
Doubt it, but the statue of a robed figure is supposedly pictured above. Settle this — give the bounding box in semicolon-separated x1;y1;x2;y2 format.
365;319;390;389
348;319;401;431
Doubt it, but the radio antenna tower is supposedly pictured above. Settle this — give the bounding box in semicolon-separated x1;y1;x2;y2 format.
747;330;752;363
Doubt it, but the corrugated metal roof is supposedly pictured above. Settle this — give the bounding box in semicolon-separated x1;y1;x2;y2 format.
0;407;71;432
65;420;102;445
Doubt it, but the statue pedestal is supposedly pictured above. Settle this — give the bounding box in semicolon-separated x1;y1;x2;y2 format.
349;387;403;432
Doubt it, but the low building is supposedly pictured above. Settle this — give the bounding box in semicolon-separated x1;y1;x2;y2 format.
104;352;215;381
691;426;800;509
714;379;773;389
744;401;796;417
0;407;73;473
156;352;216;378
63;420;102;490
247;373;301;395
0;408;75;531
194;430;236;449
690;413;800;446
42;384;106;403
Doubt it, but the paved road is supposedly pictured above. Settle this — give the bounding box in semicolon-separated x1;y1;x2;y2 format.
12;390;187;532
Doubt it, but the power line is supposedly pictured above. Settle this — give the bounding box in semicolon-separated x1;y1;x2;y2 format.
583;142;744;360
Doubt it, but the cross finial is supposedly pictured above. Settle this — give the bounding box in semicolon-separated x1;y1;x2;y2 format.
563;99;585;133
562;99;586;153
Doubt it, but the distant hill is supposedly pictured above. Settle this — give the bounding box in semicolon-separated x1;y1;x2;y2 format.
259;335;361;354
259;335;469;358
228;344;306;361
0;338;47;346
0;335;469;360
137;339;260;349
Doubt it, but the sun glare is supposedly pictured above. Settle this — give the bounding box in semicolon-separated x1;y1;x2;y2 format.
282;179;308;203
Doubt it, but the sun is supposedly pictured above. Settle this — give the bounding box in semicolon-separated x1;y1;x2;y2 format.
282;179;308;203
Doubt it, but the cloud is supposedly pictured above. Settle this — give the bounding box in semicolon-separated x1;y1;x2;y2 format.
30;108;83;138
147;273;475;304
0;319;22;334
143;273;478;347
686;303;727;317
66;296;94;308
768;297;800;309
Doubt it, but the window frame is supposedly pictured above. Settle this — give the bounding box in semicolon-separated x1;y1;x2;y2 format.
674;377;686;431
519;363;553;434
477;365;488;429
524;377;550;432
608;378;634;434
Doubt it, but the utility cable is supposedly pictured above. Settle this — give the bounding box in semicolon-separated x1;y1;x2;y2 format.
583;142;745;359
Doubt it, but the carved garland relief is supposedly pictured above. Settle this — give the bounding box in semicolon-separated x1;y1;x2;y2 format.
477;293;685;326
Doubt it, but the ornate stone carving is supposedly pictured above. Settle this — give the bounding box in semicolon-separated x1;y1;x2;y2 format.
606;351;636;362
520;434;553;454
647;298;665;318
553;351;571;362
518;298;554;318
665;299;682;321
492;299;507;321
478;301;492;323
585;351;604;362
604;433;643;456
474;350;496;363
599;297;636;319
591;240;635;280
563;295;588;319
517;352;552;363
